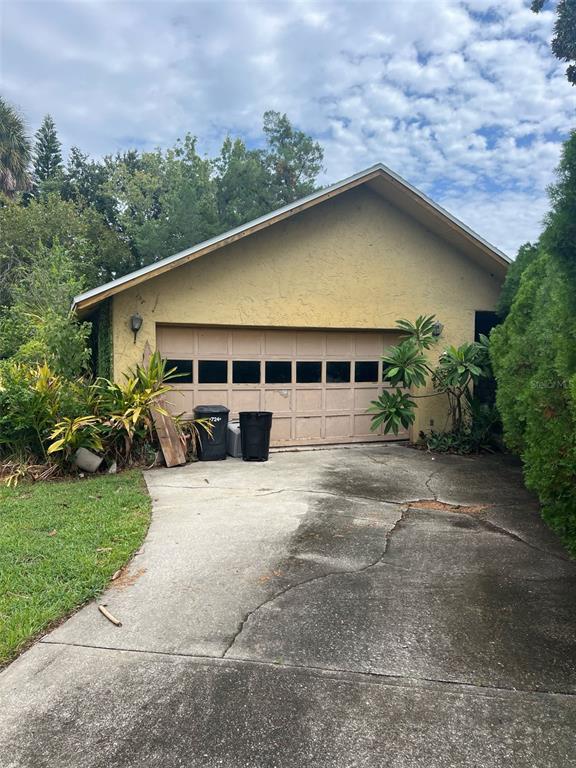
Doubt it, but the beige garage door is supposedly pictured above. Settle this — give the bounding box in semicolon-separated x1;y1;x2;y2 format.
156;326;406;447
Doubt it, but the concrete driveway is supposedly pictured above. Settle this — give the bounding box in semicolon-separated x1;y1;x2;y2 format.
1;445;575;767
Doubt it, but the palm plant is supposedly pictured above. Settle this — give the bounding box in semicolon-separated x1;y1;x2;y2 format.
0;97;32;196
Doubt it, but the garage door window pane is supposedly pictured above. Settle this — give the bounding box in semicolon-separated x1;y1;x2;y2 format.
233;360;260;384
327;361;350;383
198;360;228;383
355;361;378;383
297;361;322;383
165;359;193;383
266;361;292;384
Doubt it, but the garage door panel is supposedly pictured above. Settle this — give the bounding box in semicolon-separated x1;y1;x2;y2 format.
354;387;379;409
231;389;261;412
197;389;229;408
157;326;195;357
163;388;192;415
325;415;351;437
296;332;324;356
354;413;380;435
326;333;353;356
198;329;229;355
296;389;322;411
271;417;292;442
265;331;293;355
264;389;292;412
157;326;405;447
295;416;323;439
231;330;262;355
325;388;353;410
354;332;385;356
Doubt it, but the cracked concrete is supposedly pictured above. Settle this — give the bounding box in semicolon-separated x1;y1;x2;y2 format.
1;444;575;767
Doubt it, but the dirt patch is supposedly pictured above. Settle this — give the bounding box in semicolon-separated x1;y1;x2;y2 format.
111;567;147;590
409;499;490;516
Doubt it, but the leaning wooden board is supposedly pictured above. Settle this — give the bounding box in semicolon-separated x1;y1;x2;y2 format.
151;401;187;467
143;341;187;467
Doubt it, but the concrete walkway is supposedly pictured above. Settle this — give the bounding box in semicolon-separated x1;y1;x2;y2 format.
1;445;575;767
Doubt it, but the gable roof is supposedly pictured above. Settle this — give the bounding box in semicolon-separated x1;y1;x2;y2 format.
73;163;511;312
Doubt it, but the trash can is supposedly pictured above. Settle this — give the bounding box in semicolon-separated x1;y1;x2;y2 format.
226;421;242;458
194;405;230;461
239;411;273;462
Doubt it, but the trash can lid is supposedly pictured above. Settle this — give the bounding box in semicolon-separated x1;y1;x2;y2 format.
238;411;273;416
194;405;230;414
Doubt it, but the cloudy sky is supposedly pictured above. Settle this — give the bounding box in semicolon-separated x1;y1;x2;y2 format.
1;0;574;256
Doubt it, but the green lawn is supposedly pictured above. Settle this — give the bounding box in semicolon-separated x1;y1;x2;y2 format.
0;470;151;666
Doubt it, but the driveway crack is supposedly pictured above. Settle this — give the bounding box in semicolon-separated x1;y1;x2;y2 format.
424;469;438;500
222;506;410;658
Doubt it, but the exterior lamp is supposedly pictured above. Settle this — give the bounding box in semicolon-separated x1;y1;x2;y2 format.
432;320;444;338
130;313;143;344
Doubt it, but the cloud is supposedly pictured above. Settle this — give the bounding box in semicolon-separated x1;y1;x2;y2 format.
1;0;574;256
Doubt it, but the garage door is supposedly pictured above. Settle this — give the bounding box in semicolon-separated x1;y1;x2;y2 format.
156;326;407;446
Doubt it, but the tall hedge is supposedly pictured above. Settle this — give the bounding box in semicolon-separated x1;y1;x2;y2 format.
490;131;576;557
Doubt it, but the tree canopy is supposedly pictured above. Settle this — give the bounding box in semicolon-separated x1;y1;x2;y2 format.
0;107;325;301
0;103;325;375
532;0;576;85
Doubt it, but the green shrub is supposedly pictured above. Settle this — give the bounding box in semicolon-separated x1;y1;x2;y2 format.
0;240;91;377
490;131;576;557
46;352;177;468
0;361;88;461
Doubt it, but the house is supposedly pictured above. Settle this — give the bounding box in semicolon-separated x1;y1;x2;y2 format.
73;164;510;447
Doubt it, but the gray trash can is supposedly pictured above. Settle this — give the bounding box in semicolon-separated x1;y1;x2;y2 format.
226;421;242;458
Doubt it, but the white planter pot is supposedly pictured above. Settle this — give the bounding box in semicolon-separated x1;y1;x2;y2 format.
73;447;104;473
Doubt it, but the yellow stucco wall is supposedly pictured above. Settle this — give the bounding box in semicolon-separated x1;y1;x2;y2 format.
111;186;503;439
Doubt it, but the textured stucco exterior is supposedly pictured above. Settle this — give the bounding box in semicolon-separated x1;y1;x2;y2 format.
111;186;503;439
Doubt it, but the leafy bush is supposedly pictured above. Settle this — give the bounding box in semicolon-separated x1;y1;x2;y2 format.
47;352;175;466
421;402;501;455
0;353;185;481
0;240;91;377
490;131;576;557
0;361;88;461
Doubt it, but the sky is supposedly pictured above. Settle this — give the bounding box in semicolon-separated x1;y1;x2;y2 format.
1;0;574;257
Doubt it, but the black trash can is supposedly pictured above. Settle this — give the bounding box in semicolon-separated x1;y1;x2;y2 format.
239;411;273;462
194;405;230;461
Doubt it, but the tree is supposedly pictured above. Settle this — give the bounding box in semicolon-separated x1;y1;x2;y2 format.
105;134;219;267
541;129;576;294
33;114;63;193
0;240;91;377
0;194;135;307
60;147;119;224
212;137;273;230
0;97;31;197
262;111;324;206
532;0;576;85
497;242;540;318
490;131;576;557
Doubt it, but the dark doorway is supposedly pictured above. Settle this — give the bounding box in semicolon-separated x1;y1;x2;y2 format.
474;311;499;404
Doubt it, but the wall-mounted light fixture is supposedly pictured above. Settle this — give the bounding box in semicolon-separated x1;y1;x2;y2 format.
432;320;444;337
130;313;143;344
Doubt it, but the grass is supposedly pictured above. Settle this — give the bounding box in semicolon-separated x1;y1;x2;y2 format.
0;470;151;666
